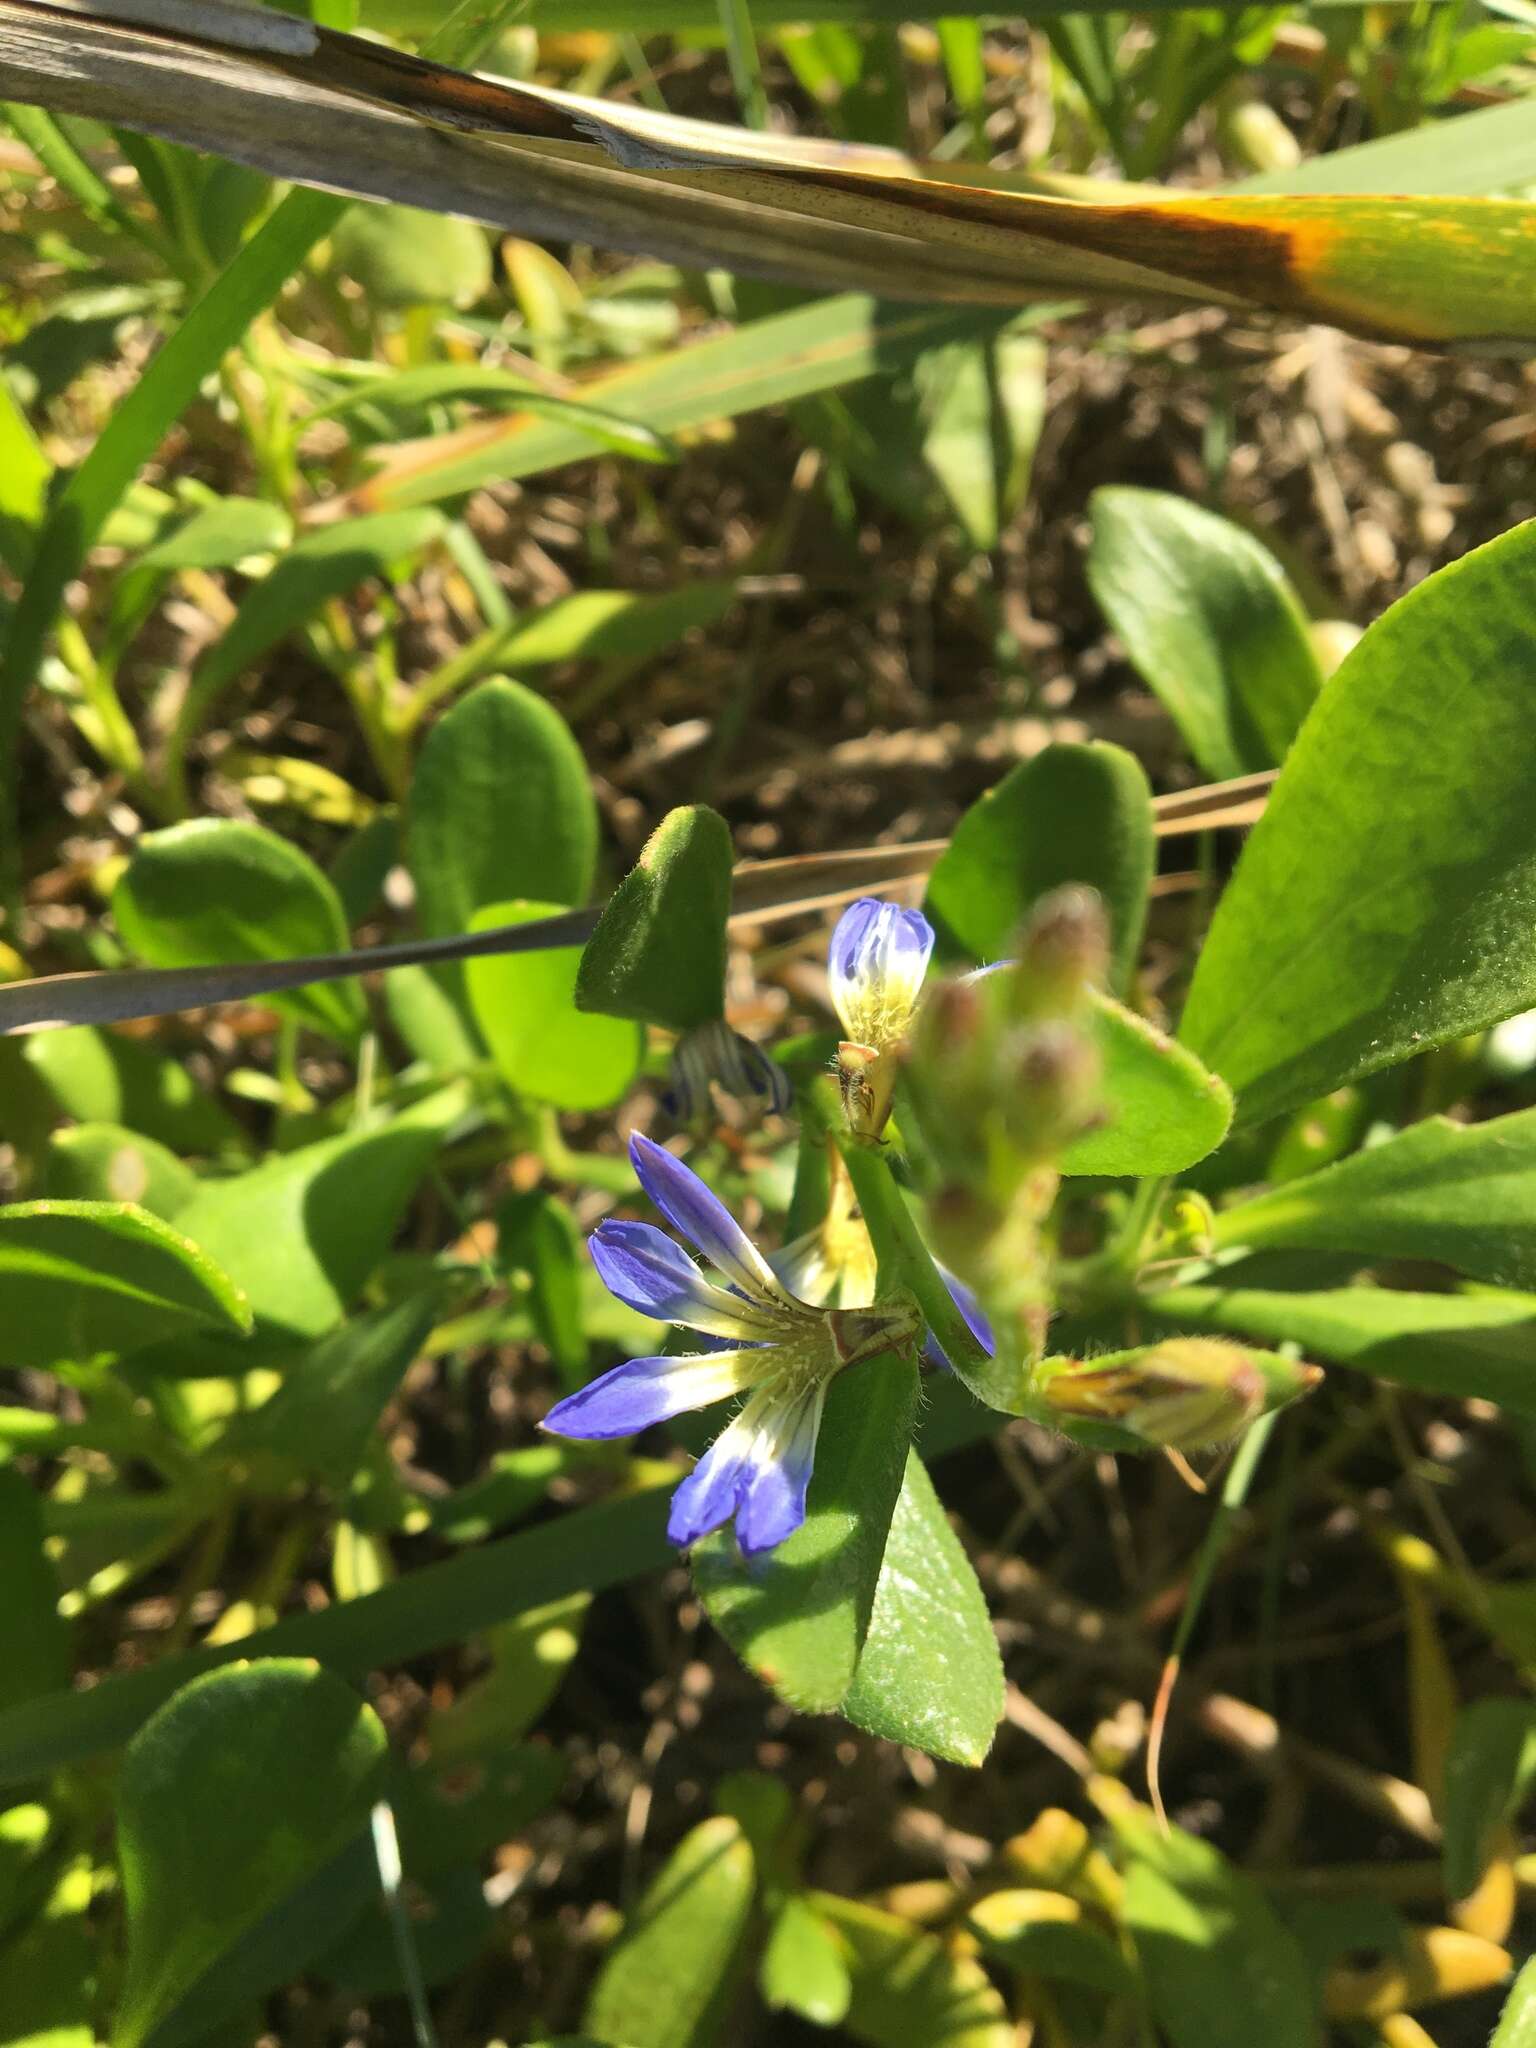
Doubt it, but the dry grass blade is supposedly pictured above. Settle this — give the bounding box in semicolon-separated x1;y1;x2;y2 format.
3;0;1535;342
0;777;1269;1035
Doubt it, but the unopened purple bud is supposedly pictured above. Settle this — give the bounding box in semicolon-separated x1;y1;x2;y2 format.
1017;886;1109;1016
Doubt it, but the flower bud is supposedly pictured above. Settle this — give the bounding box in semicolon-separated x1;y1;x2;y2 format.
1003;1020;1103;1160
1015;886;1110;1021
1040;1339;1321;1452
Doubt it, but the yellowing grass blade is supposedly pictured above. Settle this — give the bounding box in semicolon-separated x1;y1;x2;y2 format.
3;0;1535;345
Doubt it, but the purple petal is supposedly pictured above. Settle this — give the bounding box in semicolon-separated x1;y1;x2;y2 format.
628;1133;792;1309
589;1221;780;1341
542;1350;759;1440
667;1424;756;1546
735;1388;823;1554
828;899;934;1045
923;1266;996;1372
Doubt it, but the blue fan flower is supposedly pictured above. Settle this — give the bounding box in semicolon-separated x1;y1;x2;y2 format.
829;897;935;1138
542;1133;918;1555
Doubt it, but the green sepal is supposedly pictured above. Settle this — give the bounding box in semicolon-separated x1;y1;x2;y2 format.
576;804;732;1032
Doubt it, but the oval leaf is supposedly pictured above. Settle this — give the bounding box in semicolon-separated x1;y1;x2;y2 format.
584;1816;756;2048
839;1451;1003;1767
1061;992;1233;1177
1443;1699;1536;1900
1142;1282;1536;1418
694;1352;918;1714
1211;1107;1536;1288
924;740;1154;993
1180;521;1536;1125
406;677;597;939
1087;487;1322;782
466;900;642;1111
113;1659;387;2048
809;1892;1016;2048
0;1200;250;1365
113;819;362;1040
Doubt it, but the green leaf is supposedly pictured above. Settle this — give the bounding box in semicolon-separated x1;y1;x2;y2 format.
330;202;492;308
0;1481;676;1787
427;1596;588;1756
23;1028;248;1161
113;820;363;1041
761;1895;852;2026
925;741;1153;992
965;1892;1139;1998
0;371;50;575
1180;522;1536;1126
149;1111;444;1353
498;1191;589;1385
1493;1956;1536;2048
0;1201;250;1365
694;1353;918;1713
311;366;677;467
1113;1810;1319;2048
576;805;732;1032
384;962;482;1072
466;900;642;1111
0;1857;96;2044
112;1659;387;2048
1060;993;1233;1177
584;1816;756;2048
226;1293;441;1490
135;495;292;573
0;1470;69;1713
1085;488;1323;781
166;510;444;802
1442;1699;1536;1899
360;295;1011;513
1211;1108;1536;1288
1143;1282;1536;1416
809;1892;1016;2048
407;677;597;938
44;1123;198;1218
0;186;346;896
839;1452;1002;1766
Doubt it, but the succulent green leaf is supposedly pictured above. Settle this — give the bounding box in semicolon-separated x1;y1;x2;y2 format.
761;1895;853;2026
1144;1282;1536;1417
44;1123;198;1218
1492;1956;1536;2048
1180;521;1536;1125
576;805;733;1033
0;1200;250;1365
407;677;597;938
0;1470;69;1713
498;1191;589;1384
113;1660;387;2048
143;1111;445;1358
224;1292;441;1489
1115;1813;1319;2048
694;1352;918;1714
584;1816;756;2048
1061;993;1233;1177
329;202;492;309
840;1452;1003;1766
1443;1699;1536;1900
926;741;1154;992
23;1027;248;1161
467;900;642;1110
1211;1108;1536;1288
113;819;362;1041
1086;486;1323;781
809;1891;1016;2048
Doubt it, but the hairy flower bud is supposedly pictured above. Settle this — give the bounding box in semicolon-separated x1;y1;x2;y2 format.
1015;885;1110;1021
1039;1339;1321;1452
